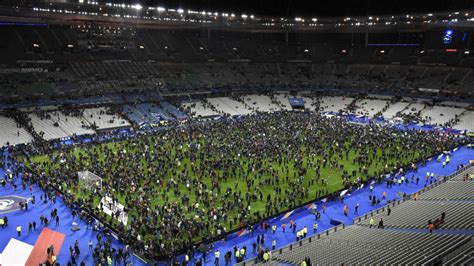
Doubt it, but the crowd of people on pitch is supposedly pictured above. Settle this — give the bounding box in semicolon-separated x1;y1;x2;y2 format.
10;110;466;262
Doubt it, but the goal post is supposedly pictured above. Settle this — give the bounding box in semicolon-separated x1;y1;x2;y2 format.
77;170;102;190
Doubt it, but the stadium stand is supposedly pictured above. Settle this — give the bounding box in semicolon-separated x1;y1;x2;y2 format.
354;98;390;117
381;101;412;119
0;4;473;266
123;103;170;126
300;96;320;112
319;96;355;113
26;106;129;140
270;166;474;265
417;181;474;200
400;102;426;116
28;112;72;140
181;100;221;118
81;107;130;130
160;102;187;120
441;239;474;265
453;111;474;132
241;94;283;113
206;97;254;116
359;200;473;229
0;116;32;146
272;94;293;111
421;106;466;127
273;226;470;265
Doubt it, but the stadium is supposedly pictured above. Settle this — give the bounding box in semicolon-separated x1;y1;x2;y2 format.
0;0;473;265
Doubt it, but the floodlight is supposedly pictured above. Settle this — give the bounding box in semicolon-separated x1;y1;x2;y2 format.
132;4;142;10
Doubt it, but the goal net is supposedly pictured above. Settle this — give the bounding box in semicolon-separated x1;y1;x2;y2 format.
77;171;102;190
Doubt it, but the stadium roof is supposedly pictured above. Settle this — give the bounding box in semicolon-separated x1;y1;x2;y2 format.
2;1;474;32
147;0;474;18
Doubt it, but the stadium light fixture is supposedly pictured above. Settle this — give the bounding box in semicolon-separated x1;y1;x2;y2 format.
312;18;317;22
132;4;142;10
157;7;165;12
177;9;184;14
242;14;248;19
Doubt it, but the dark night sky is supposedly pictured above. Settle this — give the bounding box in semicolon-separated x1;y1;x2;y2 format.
139;0;474;17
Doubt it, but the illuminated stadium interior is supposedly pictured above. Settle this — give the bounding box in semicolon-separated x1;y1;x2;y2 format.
0;0;473;265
